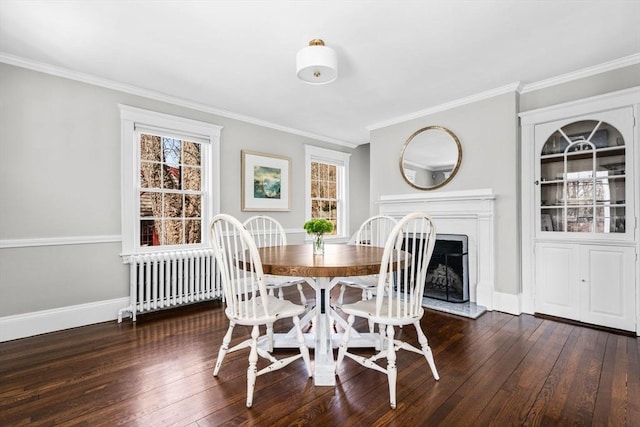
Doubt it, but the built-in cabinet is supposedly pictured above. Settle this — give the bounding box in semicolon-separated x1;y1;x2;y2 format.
521;88;639;334
535;242;635;330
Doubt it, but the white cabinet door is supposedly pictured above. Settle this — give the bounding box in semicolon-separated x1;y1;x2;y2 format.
535;242;636;331
535;242;580;321
580;245;636;331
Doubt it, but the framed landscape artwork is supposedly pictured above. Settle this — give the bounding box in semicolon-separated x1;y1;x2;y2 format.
241;150;291;211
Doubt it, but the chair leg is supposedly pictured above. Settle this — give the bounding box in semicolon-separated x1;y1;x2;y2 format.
293;315;312;377
337;284;347;307
266;322;274;352
296;283;307;306
414;321;439;381
246;325;259;408
213;321;235;376
386;324;397;409
336;314;355;370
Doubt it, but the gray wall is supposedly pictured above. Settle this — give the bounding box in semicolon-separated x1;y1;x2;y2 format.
370;92;520;295
520;64;640;112
0;63;370;317
2;60;638;318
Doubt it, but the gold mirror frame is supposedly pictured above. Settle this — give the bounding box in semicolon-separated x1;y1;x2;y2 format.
399;125;462;190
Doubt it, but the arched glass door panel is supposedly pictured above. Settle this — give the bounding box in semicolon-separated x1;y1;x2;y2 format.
539;120;625;233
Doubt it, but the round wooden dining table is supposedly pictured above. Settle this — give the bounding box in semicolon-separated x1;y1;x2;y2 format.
257;243;386;277
254;243;396;386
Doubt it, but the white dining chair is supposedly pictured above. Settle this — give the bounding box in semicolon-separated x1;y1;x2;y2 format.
335;215;398;332
243;215;308;306
336;212;439;409
210;214;312;408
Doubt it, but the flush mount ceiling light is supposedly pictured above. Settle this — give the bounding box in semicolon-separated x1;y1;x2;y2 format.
296;39;337;85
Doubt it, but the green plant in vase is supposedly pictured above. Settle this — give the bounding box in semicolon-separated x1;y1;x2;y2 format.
303;218;334;255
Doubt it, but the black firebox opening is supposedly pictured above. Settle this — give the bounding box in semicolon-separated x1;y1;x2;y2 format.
399;233;469;303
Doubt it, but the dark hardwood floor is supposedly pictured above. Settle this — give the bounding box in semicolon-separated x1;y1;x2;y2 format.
1;287;638;426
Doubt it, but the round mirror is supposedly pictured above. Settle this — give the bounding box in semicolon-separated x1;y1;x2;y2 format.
399;125;462;190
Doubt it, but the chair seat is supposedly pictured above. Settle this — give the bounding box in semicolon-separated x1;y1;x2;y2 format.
234;275;305;294
337;274;379;290
264;274;305;287
226;294;307;326
341;297;424;327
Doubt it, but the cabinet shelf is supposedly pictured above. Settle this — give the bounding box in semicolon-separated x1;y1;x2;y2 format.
566;175;625;183
541;205;626;210
540;146;625;163
541;174;625;184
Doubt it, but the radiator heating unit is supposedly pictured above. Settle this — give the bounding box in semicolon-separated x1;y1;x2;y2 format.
118;249;221;322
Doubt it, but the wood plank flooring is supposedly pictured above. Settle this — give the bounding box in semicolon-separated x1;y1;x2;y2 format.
1;287;638;426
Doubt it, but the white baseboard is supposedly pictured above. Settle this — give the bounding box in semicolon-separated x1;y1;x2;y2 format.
491;291;522;315
475;286;522;316
0;291;525;342
0;297;129;342
475;280;494;311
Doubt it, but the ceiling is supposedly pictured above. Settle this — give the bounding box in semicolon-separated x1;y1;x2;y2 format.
1;1;639;147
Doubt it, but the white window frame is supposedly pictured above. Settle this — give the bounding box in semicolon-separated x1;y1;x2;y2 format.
120;105;222;255
305;145;351;240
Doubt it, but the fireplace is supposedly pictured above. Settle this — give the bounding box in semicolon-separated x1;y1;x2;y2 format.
377;189;496;310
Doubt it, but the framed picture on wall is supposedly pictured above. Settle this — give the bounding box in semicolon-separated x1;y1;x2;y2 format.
241;150;291;211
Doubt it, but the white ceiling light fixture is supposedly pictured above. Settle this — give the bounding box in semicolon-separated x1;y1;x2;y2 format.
296;39;337;85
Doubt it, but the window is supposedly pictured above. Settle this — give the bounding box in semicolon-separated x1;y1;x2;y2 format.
305;145;350;239
139;134;203;246
120;105;222;254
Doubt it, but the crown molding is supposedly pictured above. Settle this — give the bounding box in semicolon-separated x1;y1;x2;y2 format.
0;52;358;149
367;82;522;131
519;53;640;94
368;54;640;132
3;51;637;146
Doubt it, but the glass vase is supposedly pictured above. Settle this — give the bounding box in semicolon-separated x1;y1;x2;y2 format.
313;234;325;255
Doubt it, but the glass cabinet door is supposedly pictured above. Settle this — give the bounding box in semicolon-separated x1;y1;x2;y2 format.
539;119;626;234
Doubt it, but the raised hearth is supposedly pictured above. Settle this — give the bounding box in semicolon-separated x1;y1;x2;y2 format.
423;298;486;319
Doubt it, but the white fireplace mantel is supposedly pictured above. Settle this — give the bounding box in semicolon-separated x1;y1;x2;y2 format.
377;189;496;310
